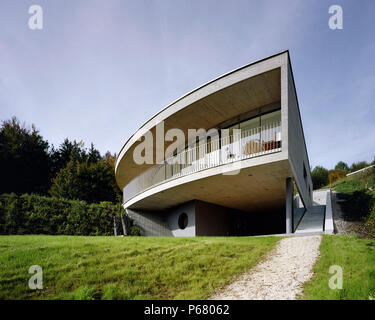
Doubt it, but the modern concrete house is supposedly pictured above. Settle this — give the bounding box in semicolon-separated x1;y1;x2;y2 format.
115;51;313;236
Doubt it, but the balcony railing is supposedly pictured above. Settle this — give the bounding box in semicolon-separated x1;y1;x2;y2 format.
123;121;281;204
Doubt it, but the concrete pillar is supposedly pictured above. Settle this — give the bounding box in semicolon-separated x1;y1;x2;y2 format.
113;216;119;236
121;213;129;236
286;177;293;234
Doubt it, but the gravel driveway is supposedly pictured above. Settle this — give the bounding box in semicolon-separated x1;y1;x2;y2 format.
210;235;322;300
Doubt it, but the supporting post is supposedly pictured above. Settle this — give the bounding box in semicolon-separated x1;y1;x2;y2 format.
286;177;293;234
121;213;129;236
113;216;119;236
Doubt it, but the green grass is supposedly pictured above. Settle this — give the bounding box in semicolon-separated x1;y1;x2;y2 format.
305;169;375;299
328;168;375;193
303;235;375;300
0;235;278;300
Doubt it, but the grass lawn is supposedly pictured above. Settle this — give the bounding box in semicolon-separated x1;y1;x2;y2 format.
0;235;278;300
303;235;375;300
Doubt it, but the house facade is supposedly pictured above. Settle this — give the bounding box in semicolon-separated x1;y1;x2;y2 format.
115;51;313;236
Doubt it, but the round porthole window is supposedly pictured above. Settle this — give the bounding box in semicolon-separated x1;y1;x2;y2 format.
178;212;188;230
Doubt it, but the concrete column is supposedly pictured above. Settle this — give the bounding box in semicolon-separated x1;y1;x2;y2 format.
113;216;119;236
121;213;129;236
286;177;293;234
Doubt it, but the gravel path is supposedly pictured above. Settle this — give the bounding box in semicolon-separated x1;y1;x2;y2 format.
210;235;322;300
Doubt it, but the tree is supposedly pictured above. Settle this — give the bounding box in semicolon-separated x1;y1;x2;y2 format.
50;158;121;203
87;143;101;164
49;138;88;178
311;166;329;189
0;117;50;194
334;161;349;171
1;117;121;203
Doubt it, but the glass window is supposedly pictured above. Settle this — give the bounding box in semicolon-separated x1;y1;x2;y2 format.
260;109;281;127
178;213;188;229
222;108;281;145
222;123;239;145
240;117;260;133
228;123;239;136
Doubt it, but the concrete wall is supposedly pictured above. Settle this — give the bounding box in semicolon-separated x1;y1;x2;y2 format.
126;200;231;237
313;189;330;205
125;208;173;236
286;60;313;208
166;201;196;237
127;202;197;237
195;201;229;236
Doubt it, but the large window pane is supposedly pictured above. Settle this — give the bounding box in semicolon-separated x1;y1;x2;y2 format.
260;109;281;126
240;117;260;132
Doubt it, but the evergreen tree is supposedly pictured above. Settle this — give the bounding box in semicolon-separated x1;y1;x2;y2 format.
0;117;50;194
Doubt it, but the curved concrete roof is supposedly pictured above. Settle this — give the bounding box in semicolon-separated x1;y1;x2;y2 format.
115;51;288;190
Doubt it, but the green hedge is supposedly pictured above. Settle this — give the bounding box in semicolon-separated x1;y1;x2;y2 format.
0;193;123;236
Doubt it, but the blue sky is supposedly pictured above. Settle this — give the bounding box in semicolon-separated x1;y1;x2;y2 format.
0;0;374;169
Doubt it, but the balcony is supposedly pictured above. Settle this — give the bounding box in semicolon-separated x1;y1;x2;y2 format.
123;121;281;204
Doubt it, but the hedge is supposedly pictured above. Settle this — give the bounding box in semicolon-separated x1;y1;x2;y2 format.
0;193;123;236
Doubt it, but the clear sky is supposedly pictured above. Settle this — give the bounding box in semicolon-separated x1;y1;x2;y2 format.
0;0;374;169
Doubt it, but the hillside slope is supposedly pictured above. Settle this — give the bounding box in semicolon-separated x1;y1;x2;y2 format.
329;168;375;238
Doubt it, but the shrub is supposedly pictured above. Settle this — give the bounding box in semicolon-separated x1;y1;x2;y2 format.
336;190;373;221
350;161;369;173
129;225;141;236
365;205;375;238
0;193;123;236
328;169;346;184
50;159;121;204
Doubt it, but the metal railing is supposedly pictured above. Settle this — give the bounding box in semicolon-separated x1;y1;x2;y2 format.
123;121;281;204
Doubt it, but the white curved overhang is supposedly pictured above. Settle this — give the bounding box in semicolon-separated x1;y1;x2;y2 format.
115;51;289;191
125;152;291;212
